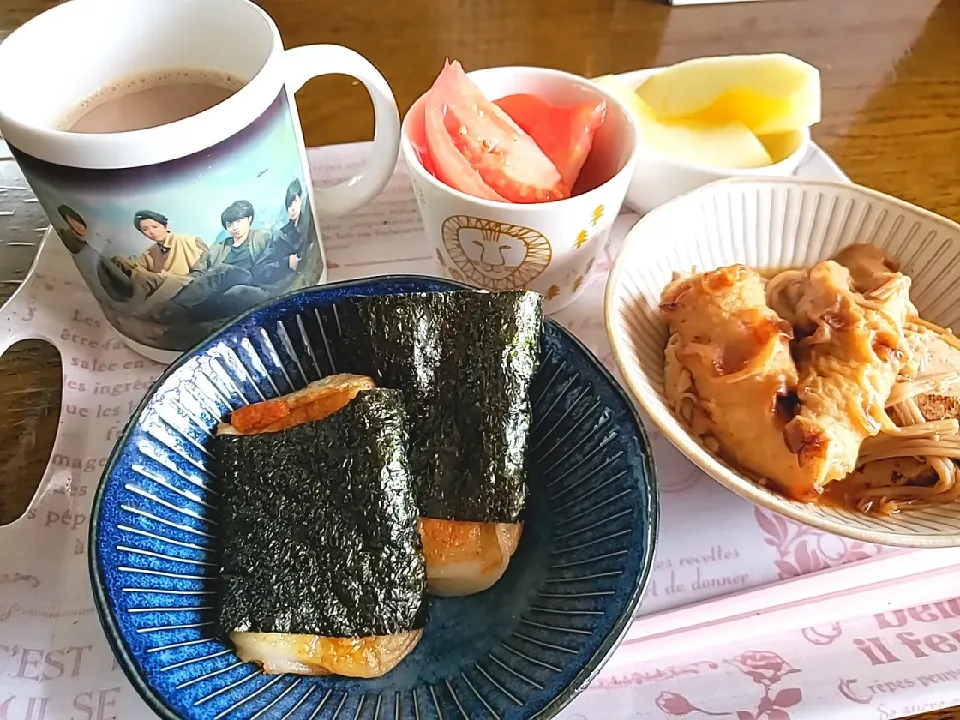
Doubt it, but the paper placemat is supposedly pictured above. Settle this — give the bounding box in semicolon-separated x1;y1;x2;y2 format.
565;595;960;719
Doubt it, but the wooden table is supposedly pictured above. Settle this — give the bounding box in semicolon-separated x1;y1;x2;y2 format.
1;1;958;718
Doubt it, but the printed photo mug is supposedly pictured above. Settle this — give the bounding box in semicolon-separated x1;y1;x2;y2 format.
0;0;400;361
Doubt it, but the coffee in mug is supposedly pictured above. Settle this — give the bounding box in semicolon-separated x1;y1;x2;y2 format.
0;0;401;362
59;70;244;134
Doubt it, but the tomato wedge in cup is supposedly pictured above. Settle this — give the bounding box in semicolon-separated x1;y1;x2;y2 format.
422;80;505;201
424;61;568;203
494;93;606;190
404;96;438;179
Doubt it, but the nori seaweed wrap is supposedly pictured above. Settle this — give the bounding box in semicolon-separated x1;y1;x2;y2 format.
326;290;543;524
214;388;427;640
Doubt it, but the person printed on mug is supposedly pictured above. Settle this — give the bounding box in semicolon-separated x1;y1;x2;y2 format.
198;199;273;274
259;178;315;284
55;204;89;255
130;210;208;276
104;209;210;314
163;199;272;321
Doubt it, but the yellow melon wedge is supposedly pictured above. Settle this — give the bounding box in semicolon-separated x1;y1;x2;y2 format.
645;119;773;169
592;74;656;123
757;129;806;164
593;74;773;169
635;54;821;136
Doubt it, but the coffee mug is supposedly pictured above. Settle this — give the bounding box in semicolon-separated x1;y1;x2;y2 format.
0;0;400;362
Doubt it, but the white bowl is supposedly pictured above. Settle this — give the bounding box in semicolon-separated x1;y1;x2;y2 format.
400;66;641;313
615;68;811;214
605;176;960;548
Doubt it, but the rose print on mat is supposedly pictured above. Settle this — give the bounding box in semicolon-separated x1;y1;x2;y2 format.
754;507;883;580
654;651;803;719
727;651;800;687
728;651;803;720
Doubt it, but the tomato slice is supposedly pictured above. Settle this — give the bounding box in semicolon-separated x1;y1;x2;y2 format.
425;61;568;203
494;93;606;190
405;95;438;179
423;65;506;201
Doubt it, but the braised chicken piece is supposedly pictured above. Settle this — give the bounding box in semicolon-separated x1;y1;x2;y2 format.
835;244;960;424
833;244;901;294
898;323;960;422
780;260;913;491
660;265;817;500
664;245;960;513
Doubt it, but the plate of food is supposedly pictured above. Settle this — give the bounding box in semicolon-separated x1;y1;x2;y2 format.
90;275;658;719
605;176;960;548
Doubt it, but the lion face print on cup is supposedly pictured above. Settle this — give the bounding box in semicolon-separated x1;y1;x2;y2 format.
441;216;553;291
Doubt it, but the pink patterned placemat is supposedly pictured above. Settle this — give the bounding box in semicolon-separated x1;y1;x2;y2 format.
564;595;960;719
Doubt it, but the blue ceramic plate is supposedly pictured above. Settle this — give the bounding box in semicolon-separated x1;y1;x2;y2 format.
90;275;658;720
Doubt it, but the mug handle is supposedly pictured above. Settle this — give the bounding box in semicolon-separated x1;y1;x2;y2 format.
284;45;400;217
0;236;72;521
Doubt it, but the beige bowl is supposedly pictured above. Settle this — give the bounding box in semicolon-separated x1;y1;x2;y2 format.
605;176;960;548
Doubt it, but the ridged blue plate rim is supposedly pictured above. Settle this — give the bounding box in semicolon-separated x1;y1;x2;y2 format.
89;274;659;719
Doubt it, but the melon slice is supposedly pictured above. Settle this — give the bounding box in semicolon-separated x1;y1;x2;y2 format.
593;74;772;169
757;129;806;164
635;53;821;136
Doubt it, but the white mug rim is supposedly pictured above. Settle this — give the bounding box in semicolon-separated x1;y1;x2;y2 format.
399;65;642;210
0;0;285;169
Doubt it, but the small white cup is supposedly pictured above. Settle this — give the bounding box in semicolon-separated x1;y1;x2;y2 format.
400;66;640;314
